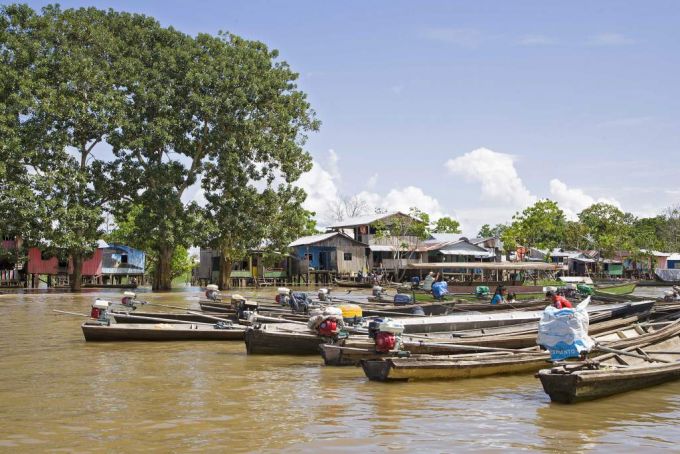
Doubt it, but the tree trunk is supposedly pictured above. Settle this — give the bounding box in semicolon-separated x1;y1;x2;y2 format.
71;253;83;291
153;246;173;291
219;254;233;290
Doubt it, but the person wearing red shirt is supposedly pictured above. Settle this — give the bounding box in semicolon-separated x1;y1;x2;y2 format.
546;291;573;309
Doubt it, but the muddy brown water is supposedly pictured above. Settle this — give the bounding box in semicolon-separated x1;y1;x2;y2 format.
1;287;680;452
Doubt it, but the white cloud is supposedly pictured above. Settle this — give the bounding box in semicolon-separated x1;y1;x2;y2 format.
588;33;634;46
549;178;621;220
422;27;483;48
517;34;554;46
445;147;536;207
326;149;341;182
295;155;341;226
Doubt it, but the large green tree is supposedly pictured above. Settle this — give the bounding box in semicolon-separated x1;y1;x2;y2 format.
501;200;567;251
432;217;461;234
1;5;126;290
578;203;633;259
194;33;318;289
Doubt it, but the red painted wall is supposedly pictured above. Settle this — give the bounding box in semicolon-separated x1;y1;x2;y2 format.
27;248;59;274
27;247;103;276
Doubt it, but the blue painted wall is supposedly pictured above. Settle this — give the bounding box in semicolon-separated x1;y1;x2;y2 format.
293;245;335;270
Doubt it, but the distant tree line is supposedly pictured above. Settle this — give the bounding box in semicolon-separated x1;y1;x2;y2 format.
0;4;319;290
478;201;680;261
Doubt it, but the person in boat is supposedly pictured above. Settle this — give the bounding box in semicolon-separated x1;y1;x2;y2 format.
490;286;507;305
546;291;573;309
507;292;517;303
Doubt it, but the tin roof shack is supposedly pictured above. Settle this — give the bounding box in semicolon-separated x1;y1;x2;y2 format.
198;248;290;287
100;243;145;285
289;232;368;277
27;247;103;287
667;253;680;270
328;212;426;273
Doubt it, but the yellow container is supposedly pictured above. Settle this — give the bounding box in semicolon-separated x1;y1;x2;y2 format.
339;304;362;320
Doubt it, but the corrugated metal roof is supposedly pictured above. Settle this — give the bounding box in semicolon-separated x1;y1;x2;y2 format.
327;211;420;229
408;262;566;271
288;232;366;248
289;232;339;247
426;233;464;243
439;250;493;257
667;253;680;261
368;245;395;252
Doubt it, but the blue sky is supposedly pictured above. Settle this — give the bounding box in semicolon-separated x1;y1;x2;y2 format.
24;0;680;232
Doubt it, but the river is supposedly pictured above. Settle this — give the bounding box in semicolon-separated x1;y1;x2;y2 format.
1;287;679;452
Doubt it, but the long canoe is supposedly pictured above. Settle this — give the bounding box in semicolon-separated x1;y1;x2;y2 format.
321;313;645;366
244;301;654;356
81;321;246;342
537;322;680;403
112;311;235;324
593;281;638;296
244;323;333;355
361;319;680;382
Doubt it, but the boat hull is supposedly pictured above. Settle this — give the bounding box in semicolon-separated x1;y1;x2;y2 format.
594;282;637;296
538;362;680;403
362;354;550;382
81;322;245;342
244;325;330;355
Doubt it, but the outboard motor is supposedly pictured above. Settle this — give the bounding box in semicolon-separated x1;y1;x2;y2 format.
374;318;405;353
235;299;259;320
393;293;413;305
411;276;421;289
372;285;384;298
290;292;310;313
318;288;329;302
121;291;138;308
307;306;344;338
90;299;111;324
276;287;291;306
563;284;578;299
205;284;220;301
368;318;384;339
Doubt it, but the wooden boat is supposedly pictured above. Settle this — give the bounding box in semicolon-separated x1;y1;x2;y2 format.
593;281;637;296
112;311;235;324
245;301;654;356
334;278;378;288
390;300;653;334
537;321;680;403
244;322;335;355
81;320;246;342
361;319;680;382
321;313;645;366
363;299;547;316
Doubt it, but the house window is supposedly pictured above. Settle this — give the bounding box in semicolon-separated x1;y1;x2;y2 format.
121;254;128;264
211;257;220;270
58;259;68;268
304;253;313;261
344;252;352;261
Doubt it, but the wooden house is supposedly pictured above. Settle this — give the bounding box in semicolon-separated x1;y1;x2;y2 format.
289;232;368;277
327;212;425;272
198;249;290;287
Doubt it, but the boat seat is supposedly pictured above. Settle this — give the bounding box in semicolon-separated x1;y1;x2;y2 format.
612;354;629;366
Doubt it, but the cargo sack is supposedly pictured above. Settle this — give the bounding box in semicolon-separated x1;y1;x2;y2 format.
432;281;449;299
537;296;593;361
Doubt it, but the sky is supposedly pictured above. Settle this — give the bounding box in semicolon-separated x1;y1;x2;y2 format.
24;0;680;234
